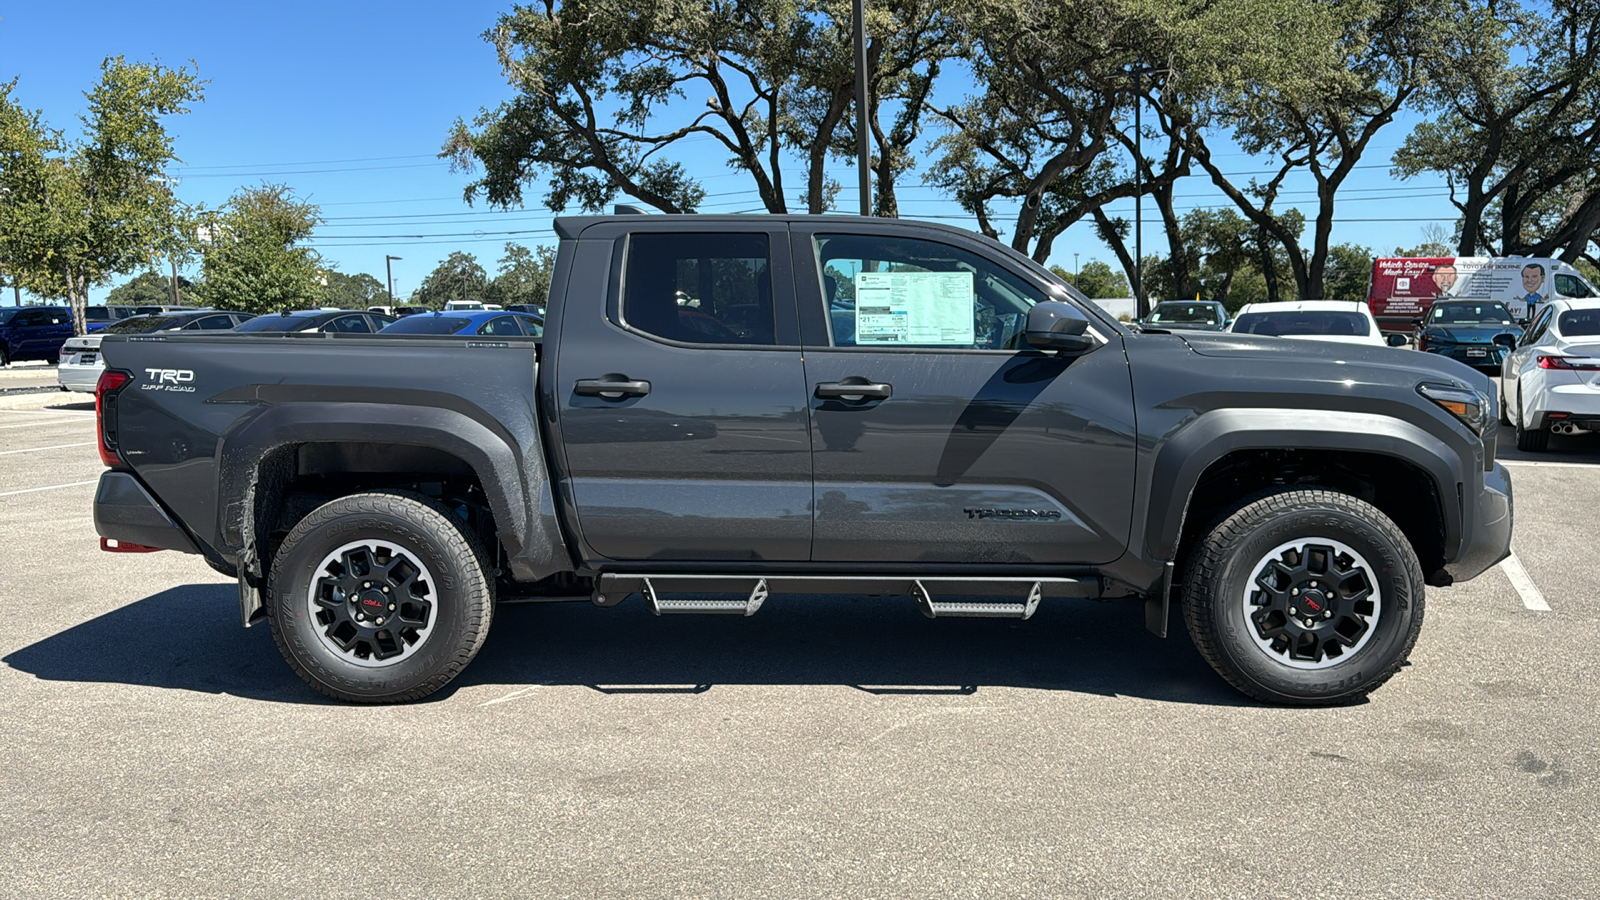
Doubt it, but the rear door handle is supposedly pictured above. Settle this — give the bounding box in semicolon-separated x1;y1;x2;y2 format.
575;377;652;399
815;379;892;401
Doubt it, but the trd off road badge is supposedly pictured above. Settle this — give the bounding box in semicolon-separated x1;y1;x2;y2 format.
142;368;196;392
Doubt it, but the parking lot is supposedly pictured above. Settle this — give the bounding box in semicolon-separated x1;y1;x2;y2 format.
1;381;1596;898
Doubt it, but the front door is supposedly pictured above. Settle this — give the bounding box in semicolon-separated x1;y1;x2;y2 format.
550;224;812;563
792;223;1137;565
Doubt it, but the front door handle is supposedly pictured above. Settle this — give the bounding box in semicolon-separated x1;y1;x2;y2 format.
815;379;892;401
575;376;652;399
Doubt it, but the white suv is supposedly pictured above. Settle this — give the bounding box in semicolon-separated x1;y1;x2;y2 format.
1229;300;1402;349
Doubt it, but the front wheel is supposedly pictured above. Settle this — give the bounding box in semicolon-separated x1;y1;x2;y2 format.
267;491;494;703
1182;489;1425;705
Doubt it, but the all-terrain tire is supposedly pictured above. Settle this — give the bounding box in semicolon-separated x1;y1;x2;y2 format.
1182;489;1425;706
267;490;494;703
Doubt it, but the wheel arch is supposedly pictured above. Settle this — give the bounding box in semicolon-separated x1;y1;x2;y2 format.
1150;409;1459;583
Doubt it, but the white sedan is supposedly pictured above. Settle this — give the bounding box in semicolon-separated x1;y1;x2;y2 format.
57;310;254;392
1500;298;1600;451
1228;300;1405;348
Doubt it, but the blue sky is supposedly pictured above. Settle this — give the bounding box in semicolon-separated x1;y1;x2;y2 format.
0;2;1459;305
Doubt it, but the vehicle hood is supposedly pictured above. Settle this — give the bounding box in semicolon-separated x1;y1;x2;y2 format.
1175;330;1489;390
1421;324;1517;344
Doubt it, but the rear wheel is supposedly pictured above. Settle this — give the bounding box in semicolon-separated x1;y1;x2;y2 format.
267;490;494;703
0;345;9;367
1514;383;1548;452
1498;378;1511;426
1182;489;1425;705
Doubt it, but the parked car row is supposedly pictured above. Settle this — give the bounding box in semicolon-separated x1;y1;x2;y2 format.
53;308;545;392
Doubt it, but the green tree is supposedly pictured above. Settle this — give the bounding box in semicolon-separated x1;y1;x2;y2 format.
321;270;386;309
441;0;953;216
0;58;204;334
1393;0;1600;259
1050;259;1131;298
199;184;323;314
107;270;193;307
486;243;556;307
1322;242;1374;300
411;252;488;309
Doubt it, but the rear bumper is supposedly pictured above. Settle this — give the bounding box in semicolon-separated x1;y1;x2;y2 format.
93;471;200;554
58;359;102;392
1441;462;1513;584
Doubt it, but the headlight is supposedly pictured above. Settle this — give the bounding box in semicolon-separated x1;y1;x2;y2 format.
1418;382;1489;434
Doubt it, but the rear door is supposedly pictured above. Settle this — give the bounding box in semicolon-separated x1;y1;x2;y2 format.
548;222;812;563
791;222;1138;565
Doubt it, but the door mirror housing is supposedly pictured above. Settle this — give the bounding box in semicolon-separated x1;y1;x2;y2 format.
1493;333;1518;349
1385;333;1410;347
1025;301;1096;354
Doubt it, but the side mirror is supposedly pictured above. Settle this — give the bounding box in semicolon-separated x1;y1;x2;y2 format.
1025;301;1096;354
1493;333;1517;348
1411;318;1423;326
1385;333;1410;347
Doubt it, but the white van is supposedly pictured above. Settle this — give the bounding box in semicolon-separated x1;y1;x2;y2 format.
1368;256;1599;331
443;299;485;312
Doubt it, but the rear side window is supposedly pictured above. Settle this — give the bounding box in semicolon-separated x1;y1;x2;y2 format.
181;315;238;331
1558;309;1600;337
328;315;372;333
622;233;774;345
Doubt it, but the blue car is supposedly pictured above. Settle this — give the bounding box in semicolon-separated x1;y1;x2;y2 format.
1414;301;1520;371
377;310;543;337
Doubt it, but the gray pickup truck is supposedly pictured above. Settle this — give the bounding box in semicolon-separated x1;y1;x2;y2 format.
91;214;1513;705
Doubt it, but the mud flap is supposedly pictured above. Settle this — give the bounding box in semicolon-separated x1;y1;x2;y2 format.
1144;560;1174;638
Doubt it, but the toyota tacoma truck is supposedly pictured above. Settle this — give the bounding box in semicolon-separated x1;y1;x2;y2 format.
91;214;1514;705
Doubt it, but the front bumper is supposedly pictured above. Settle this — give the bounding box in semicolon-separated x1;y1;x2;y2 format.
93;471;200;554
1422;343;1507;370
1441;462;1513;584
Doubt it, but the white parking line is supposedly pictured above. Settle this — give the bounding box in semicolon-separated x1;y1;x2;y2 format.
0;441;96;456
1500;552;1551;612
0;418;86;430
1500;460;1600;468
0;479;98;498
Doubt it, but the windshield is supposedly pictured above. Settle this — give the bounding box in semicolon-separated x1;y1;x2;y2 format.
1233;310;1371;337
1148;303;1219;325
1429;303;1513;325
380;315;470;334
102;315;181;334
233;314;316;332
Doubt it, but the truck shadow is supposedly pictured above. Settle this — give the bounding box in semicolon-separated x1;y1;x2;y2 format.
5;585;1249;706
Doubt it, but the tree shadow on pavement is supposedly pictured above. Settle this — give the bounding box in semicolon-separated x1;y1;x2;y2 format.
4;586;1250;707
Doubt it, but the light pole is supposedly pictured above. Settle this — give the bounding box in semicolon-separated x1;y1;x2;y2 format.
1129;66;1161;320
853;0;871;216
385;255;402;305
1074;252;1080;290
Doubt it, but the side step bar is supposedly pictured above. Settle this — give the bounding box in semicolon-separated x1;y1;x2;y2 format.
595;574;1098;620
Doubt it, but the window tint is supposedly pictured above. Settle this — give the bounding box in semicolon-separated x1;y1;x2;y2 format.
1558;309;1600;337
381;315;470;334
1429;303;1513;325
477;315;523;337
329;315;372;333
1555;274;1595;298
813;234;1041;350
1233;311;1370;337
516;315;543;337
181;315;238;330
622;233;774;345
1149;303;1219;324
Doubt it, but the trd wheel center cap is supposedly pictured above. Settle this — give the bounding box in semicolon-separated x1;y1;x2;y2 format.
1296;588;1333;622
353;590;389;621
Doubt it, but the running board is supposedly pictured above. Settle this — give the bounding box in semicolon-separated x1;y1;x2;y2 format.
594;573;1097;619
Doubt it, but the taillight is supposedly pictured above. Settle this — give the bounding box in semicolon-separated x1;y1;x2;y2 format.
1537;355;1587;370
96;369;131;466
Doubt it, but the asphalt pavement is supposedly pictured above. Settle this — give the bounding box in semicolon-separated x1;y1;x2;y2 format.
0;387;1595;898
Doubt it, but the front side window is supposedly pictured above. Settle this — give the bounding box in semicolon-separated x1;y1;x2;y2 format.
622;233;774;345
813;234;1040;350
1522;307;1554;346
1554;274;1596;298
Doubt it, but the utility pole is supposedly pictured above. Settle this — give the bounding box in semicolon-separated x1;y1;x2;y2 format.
1074;252;1080;289
853;0;871;217
386;255;402;305
170;258;182;306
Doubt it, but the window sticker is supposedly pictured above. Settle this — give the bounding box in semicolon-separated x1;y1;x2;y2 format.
854;271;975;345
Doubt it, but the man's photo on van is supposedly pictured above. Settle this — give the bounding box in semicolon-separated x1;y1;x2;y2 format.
1432;262;1458;297
1521;263;1547;310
